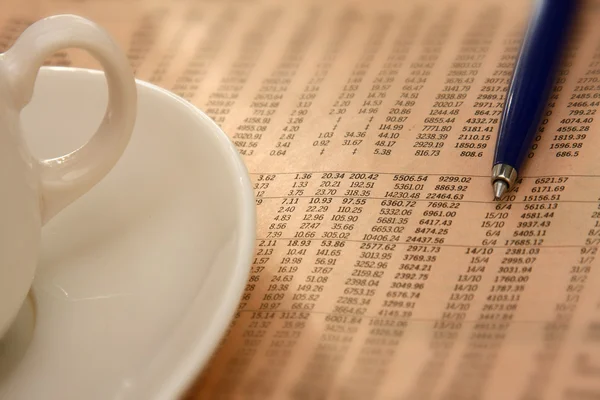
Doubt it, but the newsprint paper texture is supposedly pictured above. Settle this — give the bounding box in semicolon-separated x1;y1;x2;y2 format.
2;0;600;399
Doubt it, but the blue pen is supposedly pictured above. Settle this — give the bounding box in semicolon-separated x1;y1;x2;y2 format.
491;0;577;200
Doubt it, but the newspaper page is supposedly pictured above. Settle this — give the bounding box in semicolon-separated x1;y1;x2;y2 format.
2;0;600;399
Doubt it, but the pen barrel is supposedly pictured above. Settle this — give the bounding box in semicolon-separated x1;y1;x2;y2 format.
493;0;577;170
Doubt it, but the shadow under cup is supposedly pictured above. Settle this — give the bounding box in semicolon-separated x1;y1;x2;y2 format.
0;292;36;384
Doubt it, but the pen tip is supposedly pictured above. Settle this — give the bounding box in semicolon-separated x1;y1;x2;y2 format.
493;180;508;201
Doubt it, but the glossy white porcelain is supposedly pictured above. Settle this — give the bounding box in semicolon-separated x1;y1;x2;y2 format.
0;14;137;338
0;67;255;399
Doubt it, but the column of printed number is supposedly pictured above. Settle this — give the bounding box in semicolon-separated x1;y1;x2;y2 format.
203;8;282;127
375;6;455;158
336;173;432;399
147;12;195;85
244;171;367;397
243;171;374;397
230;8;318;156
550;25;599;160
367;7;424;158
413;6;497;159
170;7;238;101
453;21;520;159
526;21;583;163
335;174;466;400
290;172;377;400
270;7;356;156
519;177;598;398
312;13;393;156
339;8;423;157
240;171;377;396
249;173;314;315
437;177;567;398
403;175;507;398
556;209;600;398
125;10;166;75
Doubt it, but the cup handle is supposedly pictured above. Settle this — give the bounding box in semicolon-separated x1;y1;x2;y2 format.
0;14;137;225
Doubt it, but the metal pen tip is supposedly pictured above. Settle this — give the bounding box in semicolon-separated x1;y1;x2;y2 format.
493;180;508;200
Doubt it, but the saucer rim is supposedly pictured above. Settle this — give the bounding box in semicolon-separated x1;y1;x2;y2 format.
34;66;256;399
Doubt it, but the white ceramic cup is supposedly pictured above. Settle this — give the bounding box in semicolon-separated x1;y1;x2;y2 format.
0;15;137;338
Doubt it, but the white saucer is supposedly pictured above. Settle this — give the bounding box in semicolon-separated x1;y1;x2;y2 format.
0;67;255;399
